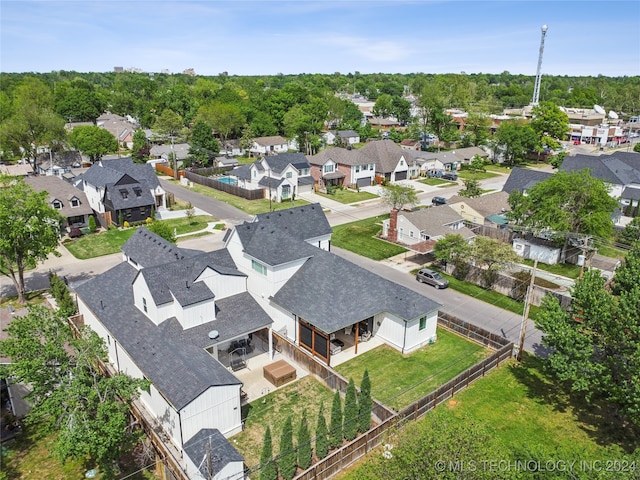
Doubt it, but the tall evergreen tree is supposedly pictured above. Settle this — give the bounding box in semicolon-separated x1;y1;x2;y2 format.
358;370;373;433
315;402;329;460
297;411;312;470
343;378;359;441
278;416;296;480
329;390;343;448
259;426;277;480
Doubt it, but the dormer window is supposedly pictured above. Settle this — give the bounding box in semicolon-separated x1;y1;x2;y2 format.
52;200;63;209
120;189;128;199
70;197;80;207
133;187;142;197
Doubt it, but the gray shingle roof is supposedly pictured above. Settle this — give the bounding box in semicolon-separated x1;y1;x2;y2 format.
81;158;161;191
622;186;640;200
122;228;195;268
258;176;285;188
447;191;511;218
263;152;310;174
24;175;93;218
75;262;241;411
183;429;243;477
235;223;317;266
399;207;476;240
359;139;406;173
560;152;640;185
271;247;441;333
308;147;371;167
106;183;155;210
254;135;288;147
230;163;253;180
502;167;553;194
253;203;332;241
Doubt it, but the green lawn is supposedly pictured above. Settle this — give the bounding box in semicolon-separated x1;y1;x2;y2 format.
521;258;581;279
1;424;156;480
418;177;456;187
485;164;512;174
334;328;491;411
167;179;310;214
594;242;629;260
317;188;378;204
430;269;541;321
231;376;335;470
457;170;500;180
65;216;216;259
340;355;639;479
331;215;407;260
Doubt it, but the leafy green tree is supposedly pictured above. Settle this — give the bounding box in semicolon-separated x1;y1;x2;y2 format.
189;119;220;167
507;169;619;240
617;217;640;247
433;233;473;280
131;128;150;162
343;378;359;441
315;402;329;460
0;176;63;303
464;112;492;146
297;412;312;470
154;108;184;139
358;370;372;433
493;120;539;166
259;426;277;480
373;94;394;118
537;246;640;426
470;236;520;288
278;416;296;480
0;307;148;472
530;101;570;150
380;184;418;211
145;222;177;244
0;77;66;172
391;97;412;125
68;125;118;163
329;390;343;449
458;178;483;198
197;102;245;143
48;272;77;318
88;215;97;233
54;78;105;123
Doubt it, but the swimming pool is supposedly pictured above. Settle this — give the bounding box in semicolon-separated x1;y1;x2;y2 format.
217;176;238;185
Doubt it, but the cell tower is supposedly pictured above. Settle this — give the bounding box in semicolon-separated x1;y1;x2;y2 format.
531;24;548;106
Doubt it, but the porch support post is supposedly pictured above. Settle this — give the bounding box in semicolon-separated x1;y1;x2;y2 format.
268;327;274;360
355;322;359;355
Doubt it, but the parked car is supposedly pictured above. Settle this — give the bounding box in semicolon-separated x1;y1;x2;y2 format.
416;268;449;289
573;140;581;145
426;169;444;178
432;196;447;206
441;172;458;181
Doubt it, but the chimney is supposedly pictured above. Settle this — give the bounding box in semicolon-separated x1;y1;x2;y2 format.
388;208;398;242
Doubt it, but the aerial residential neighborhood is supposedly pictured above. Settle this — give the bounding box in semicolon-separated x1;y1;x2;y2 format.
1;2;640;480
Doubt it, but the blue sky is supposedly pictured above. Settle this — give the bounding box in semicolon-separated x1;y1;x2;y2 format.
1;1;639;77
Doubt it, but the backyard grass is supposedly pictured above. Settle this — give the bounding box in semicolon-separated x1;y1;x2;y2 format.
167;179;310;215
334;328;491;411
340;355;639;479
522;258;581;280
0;424;157;480
231;376;335;470
65;216;216;259
594;241;629;260
331;215;407;260
317;188;378;204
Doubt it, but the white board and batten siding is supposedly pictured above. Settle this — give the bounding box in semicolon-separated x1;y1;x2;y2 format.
196;268;246;300
132;275;162;324
180;384;243;441
402;311;438;354
141;385;183;447
305;234;331;251
178;299;216;330
373;310;438;354
184;456;244;480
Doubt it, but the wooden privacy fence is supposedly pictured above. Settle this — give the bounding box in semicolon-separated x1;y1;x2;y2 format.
291;316;514;480
184;170;265;200
155;163;185;178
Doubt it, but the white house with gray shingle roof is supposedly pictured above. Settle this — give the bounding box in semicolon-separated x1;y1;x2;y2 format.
75;229;274;478
224;203;441;363
359;139;412;181
249;135;296;156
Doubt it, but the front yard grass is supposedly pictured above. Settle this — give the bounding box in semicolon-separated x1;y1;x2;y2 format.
340;354;639;479
167;179;310;214
317;188;378;204
65;215;216;259
485;164;512;174
418;177;456;187
457;170;500;180
231;376;335;470
334;328;491;411
331;215;407;260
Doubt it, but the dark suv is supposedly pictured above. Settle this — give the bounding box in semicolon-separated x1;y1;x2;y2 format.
432;196;447;206
416;268;449;289
441;172;458;181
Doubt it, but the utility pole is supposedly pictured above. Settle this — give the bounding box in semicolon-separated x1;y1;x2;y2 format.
531;25;548;106
517;259;537;361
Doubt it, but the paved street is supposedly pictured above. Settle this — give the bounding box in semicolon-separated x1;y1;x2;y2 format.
3;169;550;355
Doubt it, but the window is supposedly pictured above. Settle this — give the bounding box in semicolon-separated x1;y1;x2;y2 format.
323;164;334;174
70;198;80;207
252;259;267;275
369;164;375;171
120;189;128;199
133;187;142;197
286;171;293;179
419;316;427;331
409;230;414;238
143;297;147;313
355;165;361;173
252;169;257;178
52;200;62;209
